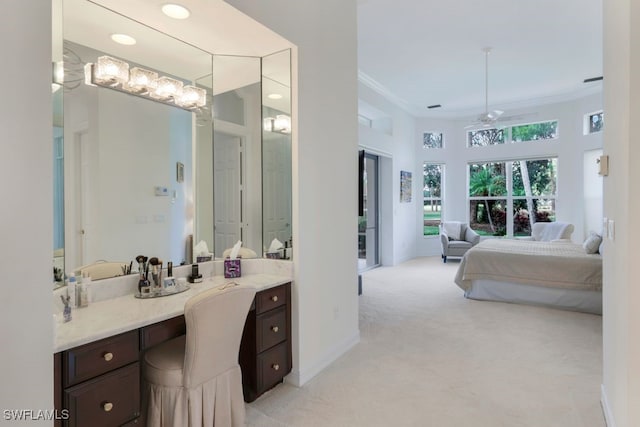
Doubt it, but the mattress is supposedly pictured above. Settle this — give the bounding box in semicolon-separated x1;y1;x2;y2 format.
454;239;602;292
454;239;603;314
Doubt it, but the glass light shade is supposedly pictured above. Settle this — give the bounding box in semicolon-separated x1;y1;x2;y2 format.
274;115;291;133
93;55;129;86
176;85;206;108
263;117;274;132
124;67;158;93
151;76;183;100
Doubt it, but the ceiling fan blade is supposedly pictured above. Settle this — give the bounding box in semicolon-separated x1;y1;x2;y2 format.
487;110;504;120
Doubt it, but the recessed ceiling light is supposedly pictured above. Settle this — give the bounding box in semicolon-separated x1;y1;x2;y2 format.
162;4;191;19
111;34;136;45
267;93;283;100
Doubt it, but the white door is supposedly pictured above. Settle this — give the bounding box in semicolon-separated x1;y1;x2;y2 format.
214;132;242;257
262;134;292;244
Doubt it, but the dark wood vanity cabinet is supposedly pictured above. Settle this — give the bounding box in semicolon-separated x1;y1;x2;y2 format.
240;283;292;402
58;330;141;427
54;282;292;425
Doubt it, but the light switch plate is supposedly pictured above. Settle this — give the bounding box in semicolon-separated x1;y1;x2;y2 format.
608;219;615;240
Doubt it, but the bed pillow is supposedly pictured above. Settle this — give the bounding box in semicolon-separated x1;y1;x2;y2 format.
583;232;602;254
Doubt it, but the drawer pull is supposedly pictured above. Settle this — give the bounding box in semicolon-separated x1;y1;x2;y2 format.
103;352;114;362
271;325;279;333
270;295;278;302
272;363;280;371
103;402;114;412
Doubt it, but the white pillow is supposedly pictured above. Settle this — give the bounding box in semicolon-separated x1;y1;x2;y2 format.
583;232;602;254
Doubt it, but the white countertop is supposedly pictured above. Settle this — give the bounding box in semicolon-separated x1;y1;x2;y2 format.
54;273;291;353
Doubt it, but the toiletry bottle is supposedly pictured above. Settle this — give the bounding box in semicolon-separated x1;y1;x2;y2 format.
67;275;77;308
83;272;92;305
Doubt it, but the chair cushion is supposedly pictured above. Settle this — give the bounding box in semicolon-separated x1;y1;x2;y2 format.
447;241;472;249
144;335;185;387
443;222;463;240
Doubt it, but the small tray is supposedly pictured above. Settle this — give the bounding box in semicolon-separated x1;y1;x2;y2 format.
134;284;190;299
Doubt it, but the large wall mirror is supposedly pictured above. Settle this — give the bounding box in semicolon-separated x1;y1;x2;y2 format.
53;0;292;286
262;50;292;257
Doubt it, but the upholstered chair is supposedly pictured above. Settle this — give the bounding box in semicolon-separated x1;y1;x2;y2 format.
440;221;480;263
143;286;256;426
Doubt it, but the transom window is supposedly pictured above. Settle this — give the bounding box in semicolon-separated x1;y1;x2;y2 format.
468;158;557;237
423;132;443;149
423;163;443;236
468;120;558;147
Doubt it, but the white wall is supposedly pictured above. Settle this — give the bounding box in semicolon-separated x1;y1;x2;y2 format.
358;83;418;265
226;0;361;385
415;94;603;256
0;0;54;422
601;0;640;425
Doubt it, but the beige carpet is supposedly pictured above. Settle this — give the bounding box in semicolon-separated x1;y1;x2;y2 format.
246;256;604;427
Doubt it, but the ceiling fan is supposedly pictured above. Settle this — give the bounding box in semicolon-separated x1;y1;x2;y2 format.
465;47;524;129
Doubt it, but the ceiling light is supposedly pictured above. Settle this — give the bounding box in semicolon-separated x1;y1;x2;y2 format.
162;4;190;19
111;34;137;45
267;93;283;100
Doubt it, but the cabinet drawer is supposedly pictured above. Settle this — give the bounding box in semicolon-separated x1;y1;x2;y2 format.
257;341;289;392
255;284;287;314
141;316;185;350
257;306;287;353
64;330;139;387
65;363;140;427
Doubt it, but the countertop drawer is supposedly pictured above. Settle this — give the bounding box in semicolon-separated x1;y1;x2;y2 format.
64;330;139;387
255;284;286;314
257;306;287;353
257;341;289;392
141;315;185;350
65;362;140;427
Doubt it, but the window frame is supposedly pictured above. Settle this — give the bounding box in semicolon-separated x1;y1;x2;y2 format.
467;157;558;237
423;162;444;237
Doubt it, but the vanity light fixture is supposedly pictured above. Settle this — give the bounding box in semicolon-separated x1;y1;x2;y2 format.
111;33;137;45
84;55;207;112
263;114;291;134
161;3;191;19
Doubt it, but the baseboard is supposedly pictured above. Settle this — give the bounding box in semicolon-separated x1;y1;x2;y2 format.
601;383;616;427
286;329;360;387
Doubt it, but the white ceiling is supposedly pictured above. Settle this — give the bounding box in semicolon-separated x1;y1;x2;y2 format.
357;0;603;118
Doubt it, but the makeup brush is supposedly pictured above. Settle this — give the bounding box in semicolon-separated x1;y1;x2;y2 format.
149;257;160;287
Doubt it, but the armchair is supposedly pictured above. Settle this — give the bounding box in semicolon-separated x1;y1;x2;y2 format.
440;222;480;263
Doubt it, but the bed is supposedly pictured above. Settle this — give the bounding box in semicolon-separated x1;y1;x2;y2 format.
454;239;602;314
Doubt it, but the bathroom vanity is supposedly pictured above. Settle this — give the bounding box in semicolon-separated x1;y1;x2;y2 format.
53;272;292;426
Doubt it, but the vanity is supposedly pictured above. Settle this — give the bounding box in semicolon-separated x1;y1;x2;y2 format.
53;265;292;426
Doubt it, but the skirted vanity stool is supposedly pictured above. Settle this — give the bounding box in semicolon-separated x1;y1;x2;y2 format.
142;286;256;426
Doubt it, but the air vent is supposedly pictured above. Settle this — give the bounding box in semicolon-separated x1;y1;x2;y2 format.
583;76;603;83
427;104;442;109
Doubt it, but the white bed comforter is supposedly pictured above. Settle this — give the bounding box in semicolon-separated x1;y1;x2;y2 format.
454;239;602;292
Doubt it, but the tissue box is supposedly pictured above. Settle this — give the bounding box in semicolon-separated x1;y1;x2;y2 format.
196;255;212;262
266;251;281;259
224;258;241;278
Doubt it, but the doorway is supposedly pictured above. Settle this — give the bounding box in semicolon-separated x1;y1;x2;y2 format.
358;152;379;272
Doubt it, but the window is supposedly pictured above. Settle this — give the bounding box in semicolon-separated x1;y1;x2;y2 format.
468;128;505;147
423;132;443;149
586;111;603;134
423;163;443;236
511;121;558;142
469;158;557;237
468;120;558;147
